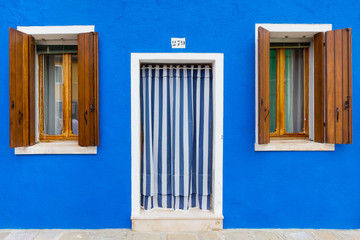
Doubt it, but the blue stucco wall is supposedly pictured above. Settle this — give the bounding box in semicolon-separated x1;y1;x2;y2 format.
0;0;360;229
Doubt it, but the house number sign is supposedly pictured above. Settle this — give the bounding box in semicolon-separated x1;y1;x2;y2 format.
171;38;186;48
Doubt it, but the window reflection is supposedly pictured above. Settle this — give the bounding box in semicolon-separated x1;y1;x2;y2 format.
44;55;63;135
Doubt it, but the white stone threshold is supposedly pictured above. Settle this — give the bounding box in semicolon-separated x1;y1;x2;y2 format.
15;141;97;155
131;209;223;232
255;140;335;151
1;229;360;240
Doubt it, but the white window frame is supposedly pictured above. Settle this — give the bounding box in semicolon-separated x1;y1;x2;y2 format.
131;53;224;231
14;25;97;155
254;24;335;151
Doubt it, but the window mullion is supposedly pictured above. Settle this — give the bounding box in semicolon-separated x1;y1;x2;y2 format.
62;54;71;137
278;49;286;135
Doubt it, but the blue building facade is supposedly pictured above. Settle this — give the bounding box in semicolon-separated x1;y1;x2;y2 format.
1;0;360;229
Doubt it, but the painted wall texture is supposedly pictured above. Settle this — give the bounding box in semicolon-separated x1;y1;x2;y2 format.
0;0;360;229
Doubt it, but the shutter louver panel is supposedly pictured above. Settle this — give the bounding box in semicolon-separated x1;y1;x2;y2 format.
78;32;99;146
325;28;352;144
258;27;270;144
314;32;325;143
9;28;36;148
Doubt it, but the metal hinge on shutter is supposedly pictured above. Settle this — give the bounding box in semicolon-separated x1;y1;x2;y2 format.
345;96;350;110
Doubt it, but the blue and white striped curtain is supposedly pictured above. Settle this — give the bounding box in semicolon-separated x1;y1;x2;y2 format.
140;64;212;210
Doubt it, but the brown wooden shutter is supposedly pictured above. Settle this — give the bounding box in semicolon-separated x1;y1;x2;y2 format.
9;28;36;148
78;32;99;146
325;28;352;144
258;27;270;144
314;32;325;143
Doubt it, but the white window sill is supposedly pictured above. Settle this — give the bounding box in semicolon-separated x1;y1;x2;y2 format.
254;140;335;151
14;140;97;155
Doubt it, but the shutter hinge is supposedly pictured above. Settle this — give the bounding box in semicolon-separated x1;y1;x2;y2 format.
90;97;95;112
345;96;351;110
346;28;350;32
324;122;326;127
323;42;326;47
90;103;95;112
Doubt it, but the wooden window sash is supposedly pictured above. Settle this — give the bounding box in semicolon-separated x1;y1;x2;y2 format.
39;53;78;142
270;48;309;138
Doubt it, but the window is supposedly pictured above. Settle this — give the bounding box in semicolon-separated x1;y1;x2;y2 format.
131;53;223;231
39;51;78;141
269;45;309;139
255;24;352;151
9;26;99;154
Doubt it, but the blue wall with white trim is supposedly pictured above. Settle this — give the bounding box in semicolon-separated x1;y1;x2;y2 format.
0;0;359;229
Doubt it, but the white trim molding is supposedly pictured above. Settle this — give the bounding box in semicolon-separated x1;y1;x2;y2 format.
17;25;95;45
131;53;224;231
15;141;97;155
255;24;332;150
255;140;335;151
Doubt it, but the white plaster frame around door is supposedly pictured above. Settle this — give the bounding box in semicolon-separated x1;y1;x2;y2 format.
130;53;224;231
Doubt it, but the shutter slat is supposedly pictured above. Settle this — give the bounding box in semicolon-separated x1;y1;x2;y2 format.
325;28;352;144
84;33;91;146
78;33;85;145
314;32;324;143
29;35;36;145
348;29;352;144
258;27;270;144
342;29;349;143
94;32;99;146
325;30;335;143
334;30;343;144
22;31;29;146
15;30;24;147
78;32;99;146
9;28;17;148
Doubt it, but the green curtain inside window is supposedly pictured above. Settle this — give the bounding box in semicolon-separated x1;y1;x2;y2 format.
269;50;277;133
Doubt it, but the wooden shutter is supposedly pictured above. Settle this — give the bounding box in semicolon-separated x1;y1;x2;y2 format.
314;32;325;143
78;32;99;146
258;27;270;144
9;28;36;148
325;28;352;144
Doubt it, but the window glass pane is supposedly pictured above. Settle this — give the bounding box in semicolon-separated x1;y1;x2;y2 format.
44;55;63;135
71;54;78;135
285;49;304;133
269;49;277;133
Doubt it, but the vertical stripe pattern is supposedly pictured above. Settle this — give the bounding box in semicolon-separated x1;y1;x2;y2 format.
140;64;212;210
